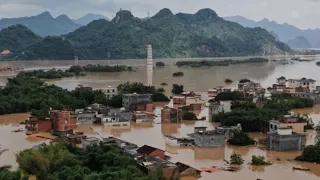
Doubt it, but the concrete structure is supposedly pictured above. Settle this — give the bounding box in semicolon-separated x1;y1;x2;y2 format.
147;44;153;86
102;86;117;99
287;78;317;92
101;108;132;127
133;111;155;123
173;96;187;105
82;137;100;149
25;116;52;134
50;110;77;132
266;128;306;151
76;84;93;91
217;124;242;138
269;115;306;134
192;127;225;148
122;93;152;111
161;106;182;124
208;100;231;119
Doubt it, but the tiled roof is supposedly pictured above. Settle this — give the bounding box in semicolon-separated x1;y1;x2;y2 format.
137;145;164;155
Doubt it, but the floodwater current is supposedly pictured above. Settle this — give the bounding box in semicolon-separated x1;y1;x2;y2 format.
0;56;320;180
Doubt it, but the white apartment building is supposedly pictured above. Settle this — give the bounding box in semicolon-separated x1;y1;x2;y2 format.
102;86;117;99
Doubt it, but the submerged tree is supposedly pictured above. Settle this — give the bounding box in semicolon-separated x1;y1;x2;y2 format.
230;154;244;165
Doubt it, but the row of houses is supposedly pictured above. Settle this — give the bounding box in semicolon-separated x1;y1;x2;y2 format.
82;137;201;179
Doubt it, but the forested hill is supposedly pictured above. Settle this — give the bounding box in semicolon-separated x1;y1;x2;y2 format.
1;8;292;60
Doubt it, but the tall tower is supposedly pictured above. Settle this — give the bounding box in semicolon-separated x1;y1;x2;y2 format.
74;56;78;66
147;44;153;86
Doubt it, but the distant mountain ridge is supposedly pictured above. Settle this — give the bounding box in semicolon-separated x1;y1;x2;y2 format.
224;16;320;48
73;13;109;25
0;8;292;60
0;12;82;37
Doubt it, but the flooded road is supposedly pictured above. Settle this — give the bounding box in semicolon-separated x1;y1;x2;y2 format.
0;56;320;179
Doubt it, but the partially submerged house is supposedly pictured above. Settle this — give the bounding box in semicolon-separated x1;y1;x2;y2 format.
122;93;153;111
136;145;167;159
175;162;201;178
161;106;182;124
260;115;307;134
138;156;180;179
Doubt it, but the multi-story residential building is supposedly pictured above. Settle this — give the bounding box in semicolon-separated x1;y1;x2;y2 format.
287;78;317;91
50;110;77;132
122;93;152;111
161;106;182;124
102;86;118;99
101;108;132;127
266;127;306;151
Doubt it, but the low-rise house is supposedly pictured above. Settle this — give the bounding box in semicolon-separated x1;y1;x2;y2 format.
102;86;118;99
25;116;52;134
0;50;10;57
122;93;152;111
102;137;138;155
192;127;225;148
175;162;201;178
173;96;187;105
161;106;182;124
76;109;97;124
136;145;167;159
207;89;220;97
133;111;154;123
266;127;306;151
138;156;180;179
101;108;132;127
181;91;196;97
82;137;100;149
208;100;231;119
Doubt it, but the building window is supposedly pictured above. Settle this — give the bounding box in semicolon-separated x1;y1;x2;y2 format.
270;124;273;129
123;124;127;126
112;89;115;93
275;126;277;130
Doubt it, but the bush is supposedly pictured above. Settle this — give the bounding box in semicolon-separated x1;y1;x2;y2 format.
251;155;272;166
225;79;233;83
182;112;197;120
295;144;320;163
173;72;184;77
160;82;168;86
239;78;251;83
230;154;244;165
228;131;255;146
172;84;184;95
156;62;165;67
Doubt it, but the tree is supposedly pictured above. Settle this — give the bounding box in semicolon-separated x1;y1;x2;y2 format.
230;154;244;165
251;155;272;166
172;84;184;95
295;143;320;163
228;131;255;146
182;112;197;120
155;62;165;67
239;78;251;83
215;92;241;101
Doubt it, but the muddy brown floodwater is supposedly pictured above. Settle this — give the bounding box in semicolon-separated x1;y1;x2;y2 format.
0;56;320;179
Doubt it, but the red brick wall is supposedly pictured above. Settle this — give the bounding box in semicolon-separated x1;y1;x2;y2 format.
37;120;52;132
51;111;77;132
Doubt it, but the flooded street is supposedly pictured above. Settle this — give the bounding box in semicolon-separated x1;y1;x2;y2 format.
0;56;320;179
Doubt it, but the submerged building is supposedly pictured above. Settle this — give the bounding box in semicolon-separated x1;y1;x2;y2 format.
266;127;306;151
192;127;225;148
122;93;152;111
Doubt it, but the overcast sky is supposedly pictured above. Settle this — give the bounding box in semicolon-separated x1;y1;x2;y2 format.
0;0;319;30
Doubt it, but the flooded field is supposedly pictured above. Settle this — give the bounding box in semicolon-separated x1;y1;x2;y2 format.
0;56;320;179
